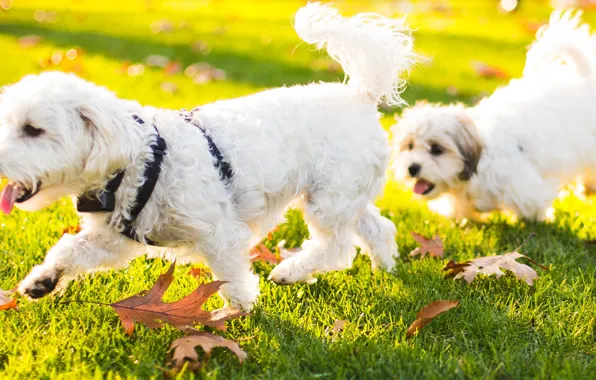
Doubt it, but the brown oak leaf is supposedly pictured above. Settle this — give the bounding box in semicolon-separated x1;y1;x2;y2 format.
410;232;444;258
250;243;281;264
110;263;245;335
188;267;210;279
0;289;17;311
62;224;82;236
406;300;459;338
169;330;247;372
442;237;548;285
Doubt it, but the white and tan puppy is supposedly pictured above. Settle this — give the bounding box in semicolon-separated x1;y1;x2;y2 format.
392;10;596;221
0;3;414;310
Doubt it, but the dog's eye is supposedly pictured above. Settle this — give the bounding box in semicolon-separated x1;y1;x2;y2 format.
407;142;414;150
23;124;45;137
430;143;444;156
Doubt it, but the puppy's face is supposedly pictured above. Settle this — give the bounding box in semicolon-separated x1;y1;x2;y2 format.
391;102;483;199
0;72;108;214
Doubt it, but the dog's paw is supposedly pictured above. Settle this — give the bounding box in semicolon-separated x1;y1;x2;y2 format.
18;265;63;299
268;257;317;285
370;254;397;272
218;273;260;312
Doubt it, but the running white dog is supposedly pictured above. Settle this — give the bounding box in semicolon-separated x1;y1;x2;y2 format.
391;10;596;221
0;3;414;310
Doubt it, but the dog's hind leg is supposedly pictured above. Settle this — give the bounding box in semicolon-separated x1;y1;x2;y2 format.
354;204;398;271
268;190;362;285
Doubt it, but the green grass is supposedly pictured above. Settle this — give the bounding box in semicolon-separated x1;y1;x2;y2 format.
0;0;595;378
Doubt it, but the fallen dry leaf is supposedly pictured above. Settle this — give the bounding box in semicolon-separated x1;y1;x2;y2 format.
151;20;174;34
188;267;210;279
0;289;17;311
18;35;42;48
406;300;459;338
110;263;245;335
160;82;178;94
471;61;509;79
410;232;444;258
443;236;548;285
250;243;280;264
191;40;211;55
332;320;346;333
169;330;247;372
62;224;82;236
164;61;182;76
145;54;170;68
50;50;63;66
126;63;145;77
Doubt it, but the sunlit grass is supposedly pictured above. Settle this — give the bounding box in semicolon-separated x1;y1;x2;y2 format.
0;0;594;378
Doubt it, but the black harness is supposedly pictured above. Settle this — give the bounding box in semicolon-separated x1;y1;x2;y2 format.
76;112;231;246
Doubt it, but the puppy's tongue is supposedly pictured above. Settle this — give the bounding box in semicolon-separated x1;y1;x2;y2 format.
1;182;22;215
413;180;433;195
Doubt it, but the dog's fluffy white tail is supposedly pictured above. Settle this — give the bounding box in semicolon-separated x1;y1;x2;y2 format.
294;2;414;106
524;10;596;78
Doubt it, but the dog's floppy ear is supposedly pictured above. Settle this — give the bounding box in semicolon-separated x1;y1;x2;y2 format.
453;115;483;181
79;105;117;181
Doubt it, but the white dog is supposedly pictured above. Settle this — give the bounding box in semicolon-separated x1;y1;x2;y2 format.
0;3;414;310
391;10;596;221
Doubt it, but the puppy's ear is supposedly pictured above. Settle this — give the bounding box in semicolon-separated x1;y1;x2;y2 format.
453;115;483;181
79;105;117;181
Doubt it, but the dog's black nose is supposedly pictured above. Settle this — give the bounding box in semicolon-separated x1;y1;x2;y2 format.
408;163;421;177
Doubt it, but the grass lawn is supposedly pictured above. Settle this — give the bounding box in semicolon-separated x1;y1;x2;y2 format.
0;0;595;378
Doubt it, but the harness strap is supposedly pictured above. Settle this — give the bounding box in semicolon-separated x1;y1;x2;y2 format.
181;108;233;183
76;114;166;246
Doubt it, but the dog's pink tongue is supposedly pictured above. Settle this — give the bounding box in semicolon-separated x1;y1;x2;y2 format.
1;182;21;215
413;180;432;195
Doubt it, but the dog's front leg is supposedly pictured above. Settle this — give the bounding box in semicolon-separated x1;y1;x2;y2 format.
195;227;260;311
19;231;133;299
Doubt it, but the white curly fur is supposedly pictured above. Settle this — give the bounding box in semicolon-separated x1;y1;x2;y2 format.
0;3;414;310
391;9;596;221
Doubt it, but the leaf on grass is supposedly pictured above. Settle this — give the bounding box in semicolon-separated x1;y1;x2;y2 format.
332;320;346;333
160;82;178;94
126;63;145;77
0;289;17;311
471;61;509;79
184;62;227;84
188;267;210;279
151;20;174;34
145;54;170;68
442;237;548;285
250;243;280;264
62;224;82;236
406;300;459;338
190;40;211;55
18;35;42;48
164;61;182;76
110;263;246;335
409;232;444;258
169;330;247;372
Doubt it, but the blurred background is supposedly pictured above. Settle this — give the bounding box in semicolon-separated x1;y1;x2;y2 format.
1;0;596;115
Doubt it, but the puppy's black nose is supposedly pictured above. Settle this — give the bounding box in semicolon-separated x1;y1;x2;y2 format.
408;163;421;177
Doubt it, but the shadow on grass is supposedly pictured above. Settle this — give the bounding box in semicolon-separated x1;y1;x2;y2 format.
0;20;508;104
